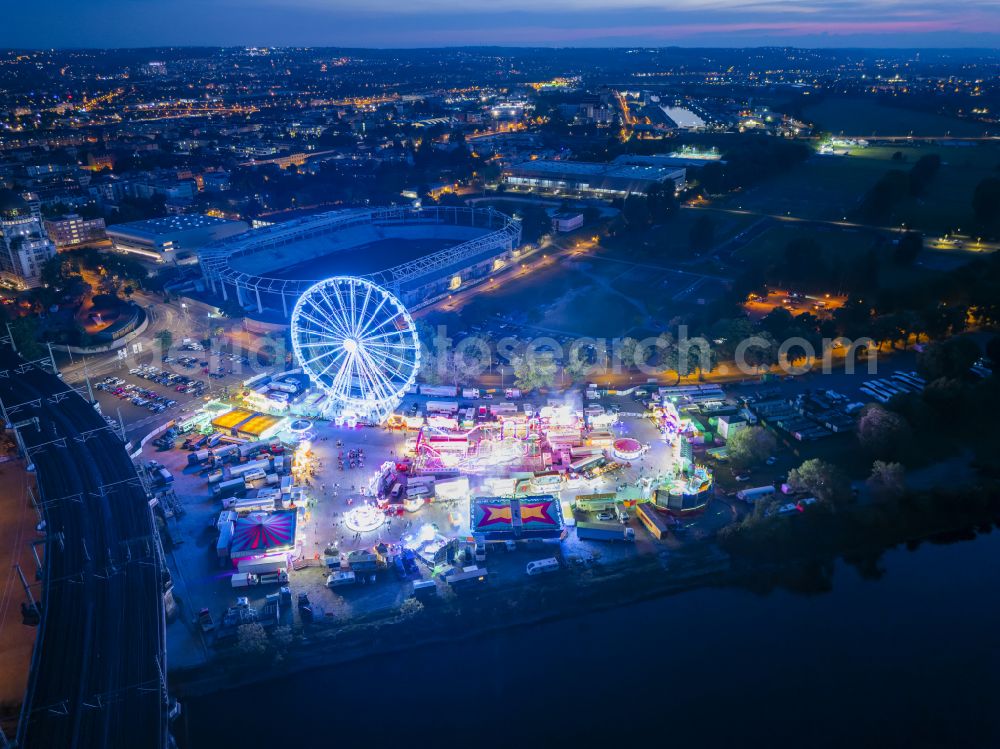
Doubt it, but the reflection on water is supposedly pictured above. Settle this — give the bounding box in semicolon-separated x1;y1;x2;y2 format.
183;530;1000;748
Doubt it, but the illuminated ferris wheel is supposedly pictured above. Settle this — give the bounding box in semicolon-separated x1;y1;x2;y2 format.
290;277;420;423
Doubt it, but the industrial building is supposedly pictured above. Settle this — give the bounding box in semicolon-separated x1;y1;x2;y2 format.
107;214;249;262
502;159;686;198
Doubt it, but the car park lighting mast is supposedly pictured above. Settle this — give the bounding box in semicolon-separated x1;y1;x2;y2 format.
290;276;420;425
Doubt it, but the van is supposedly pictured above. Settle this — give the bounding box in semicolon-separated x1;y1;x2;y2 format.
526;558;559;576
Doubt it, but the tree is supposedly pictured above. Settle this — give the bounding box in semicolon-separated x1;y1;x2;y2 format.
857;404;910;460
917;336;980;381
516;204;551;244
726;426;776;469
867;460;905;501
893;231;923;266
972;176;1000;229
154;329;174;353
622;195;650;230
512;352;557;393
563;356;591;384
236;622;269;658
688;215;715;254
787;459;851;506
8;317;44;360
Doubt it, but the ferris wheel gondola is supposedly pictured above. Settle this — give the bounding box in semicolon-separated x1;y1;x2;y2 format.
290;277;420;423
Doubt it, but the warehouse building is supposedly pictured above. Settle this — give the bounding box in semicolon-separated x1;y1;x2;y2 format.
107;214;249;262
502;159;686;198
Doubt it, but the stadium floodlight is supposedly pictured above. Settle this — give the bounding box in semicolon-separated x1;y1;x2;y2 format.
290;276;420;424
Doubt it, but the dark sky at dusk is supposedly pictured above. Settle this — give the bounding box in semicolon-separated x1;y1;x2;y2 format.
4;0;1000;48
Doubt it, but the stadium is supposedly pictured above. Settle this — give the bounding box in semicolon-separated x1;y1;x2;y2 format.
197;205;522;320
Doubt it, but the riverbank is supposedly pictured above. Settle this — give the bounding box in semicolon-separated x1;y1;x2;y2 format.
169;479;1000;701
179;520;1000;749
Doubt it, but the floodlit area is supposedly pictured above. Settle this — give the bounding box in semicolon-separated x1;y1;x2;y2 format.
148;366;733;664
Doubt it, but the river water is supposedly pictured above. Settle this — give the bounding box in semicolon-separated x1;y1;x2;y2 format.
183;531;1000;748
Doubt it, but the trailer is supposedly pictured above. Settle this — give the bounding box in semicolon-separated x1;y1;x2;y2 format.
425;400;459;415
445;565;489;591
228;458;272;478
230;572;259;588
576;523;635;542
636;503;671;540
326;570;357;588
736;485;776;503
236;554;288;575
419;384;458;397
213;478;247;499
223;494;275;513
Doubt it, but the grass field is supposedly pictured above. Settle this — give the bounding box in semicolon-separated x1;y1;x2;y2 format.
722;142;1000;235
735;223;935;290
801;97;993;138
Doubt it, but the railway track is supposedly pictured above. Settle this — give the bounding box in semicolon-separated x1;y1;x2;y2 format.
0;348;168;748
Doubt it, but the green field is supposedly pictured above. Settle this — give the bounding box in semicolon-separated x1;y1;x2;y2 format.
736;223;935;289
722;142;1000;235
801;97;993;138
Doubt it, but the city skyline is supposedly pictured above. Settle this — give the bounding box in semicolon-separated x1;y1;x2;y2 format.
3;0;1000;48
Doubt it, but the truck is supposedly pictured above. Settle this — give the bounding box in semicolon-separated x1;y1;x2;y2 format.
504;388;521;400
154;467;173;486
230;572;259;588
576;523;635;542
462;388;481;399
237;554;288;575
187;449;210;467
268;380;300;394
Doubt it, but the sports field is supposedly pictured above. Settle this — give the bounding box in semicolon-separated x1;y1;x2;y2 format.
247;237;455;279
801;98;993;138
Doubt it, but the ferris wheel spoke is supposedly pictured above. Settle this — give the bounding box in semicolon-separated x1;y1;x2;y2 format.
314;288;354;339
297;309;349;341
364;344;412;393
327;283;356;337
358;328;408;346
354;347;395;403
354;294;392;339
354;283;373;338
359;312;408;341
